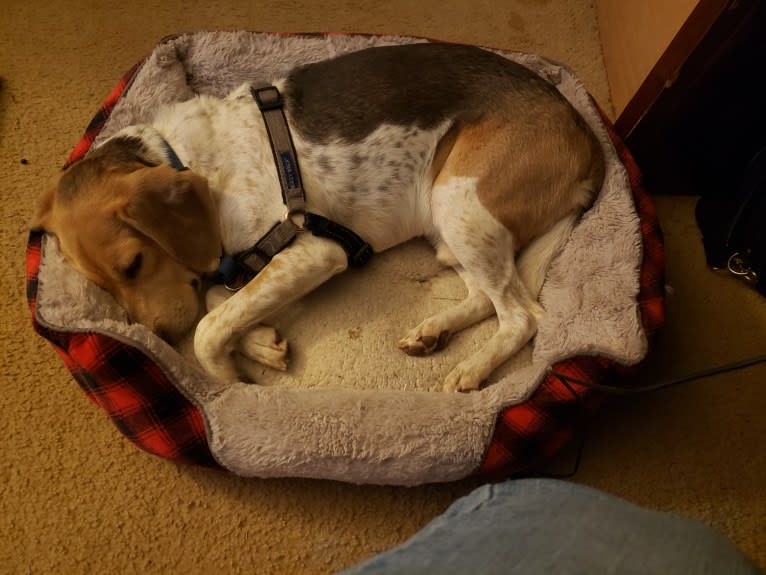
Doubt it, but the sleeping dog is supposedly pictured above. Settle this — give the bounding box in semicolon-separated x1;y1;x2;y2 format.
33;43;605;392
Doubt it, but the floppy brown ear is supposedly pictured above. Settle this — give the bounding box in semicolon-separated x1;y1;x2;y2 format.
119;172;222;273
31;188;56;231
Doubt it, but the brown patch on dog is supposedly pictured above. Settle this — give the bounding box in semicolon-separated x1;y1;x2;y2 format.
33;144;223;342
429;123;460;185
434;93;605;249
119;165;222;274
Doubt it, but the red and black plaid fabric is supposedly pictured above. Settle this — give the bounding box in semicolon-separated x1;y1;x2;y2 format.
476;104;666;478
26;61;219;468
26;36;664;477
64;62;142;169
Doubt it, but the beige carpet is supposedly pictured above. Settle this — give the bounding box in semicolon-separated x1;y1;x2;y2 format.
1;1;764;573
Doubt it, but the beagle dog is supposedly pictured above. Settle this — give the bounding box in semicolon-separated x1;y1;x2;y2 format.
34;44;605;392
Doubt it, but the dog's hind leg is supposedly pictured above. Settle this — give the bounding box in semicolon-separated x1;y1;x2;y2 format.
399;267;494;356
412;97;600;391
429;176;543;392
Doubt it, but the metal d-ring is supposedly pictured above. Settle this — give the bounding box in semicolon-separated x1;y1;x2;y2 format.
283;208;307;232
727;252;758;283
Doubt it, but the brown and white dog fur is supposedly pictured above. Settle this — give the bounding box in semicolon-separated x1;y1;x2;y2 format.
34;44;605;392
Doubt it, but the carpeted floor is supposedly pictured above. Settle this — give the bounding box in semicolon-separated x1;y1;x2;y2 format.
1;1;764;573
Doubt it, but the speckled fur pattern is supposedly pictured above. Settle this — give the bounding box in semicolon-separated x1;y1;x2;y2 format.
58;44;604;392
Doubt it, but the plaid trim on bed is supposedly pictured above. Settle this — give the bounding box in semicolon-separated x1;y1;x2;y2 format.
28;232;217;467
26;58;219;469
64;62;142;169
476;106;666;478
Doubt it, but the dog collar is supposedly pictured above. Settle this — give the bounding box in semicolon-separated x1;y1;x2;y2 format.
159;137;188;171
214;86;373;291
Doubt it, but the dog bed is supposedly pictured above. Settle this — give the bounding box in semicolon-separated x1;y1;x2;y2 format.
26;31;665;485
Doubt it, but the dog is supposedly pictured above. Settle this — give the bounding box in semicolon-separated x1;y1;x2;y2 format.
33;43;605;392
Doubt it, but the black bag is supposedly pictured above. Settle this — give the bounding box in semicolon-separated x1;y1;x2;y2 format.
696;146;766;296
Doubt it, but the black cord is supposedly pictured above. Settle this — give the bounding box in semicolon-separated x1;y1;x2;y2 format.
511;372;587;480
548;354;766;396
545;375;586;478
523;354;766;480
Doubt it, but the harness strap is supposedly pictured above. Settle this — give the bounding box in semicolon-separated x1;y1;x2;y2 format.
304;212;373;267
215;85;373;291
252;86;306;213
217;218;301;290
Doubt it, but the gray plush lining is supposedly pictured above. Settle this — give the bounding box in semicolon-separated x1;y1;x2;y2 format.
36;32;646;485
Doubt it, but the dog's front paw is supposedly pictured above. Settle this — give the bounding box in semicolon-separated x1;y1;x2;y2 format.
442;362;483;393
238;325;288;371
399;328;451;356
194;316;240;382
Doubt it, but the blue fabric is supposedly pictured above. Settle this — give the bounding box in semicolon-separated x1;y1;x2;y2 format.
340;479;762;575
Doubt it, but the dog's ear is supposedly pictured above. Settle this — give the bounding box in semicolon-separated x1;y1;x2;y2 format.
31;140;142;233
119;170;222;273
31;188;56;231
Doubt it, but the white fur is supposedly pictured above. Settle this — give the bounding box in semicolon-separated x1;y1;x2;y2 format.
428;176;541;391
291;122;450;252
113;81;571;391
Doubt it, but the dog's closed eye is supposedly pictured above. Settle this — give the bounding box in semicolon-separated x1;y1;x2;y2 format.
123;253;143;280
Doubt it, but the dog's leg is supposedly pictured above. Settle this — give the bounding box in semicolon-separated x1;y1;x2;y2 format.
237;327;289;371
205;285;288;370
400;213;578;358
399;267;494;355
194;235;348;382
414;98;599;391
430;176;543;392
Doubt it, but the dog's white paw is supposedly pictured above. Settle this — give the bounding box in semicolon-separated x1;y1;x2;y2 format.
194;316;240;382
399;328;450;356
238;325;288;371
442;362;483;393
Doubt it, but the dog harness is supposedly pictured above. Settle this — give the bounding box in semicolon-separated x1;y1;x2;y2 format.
161;86;374;290
217;86;373;290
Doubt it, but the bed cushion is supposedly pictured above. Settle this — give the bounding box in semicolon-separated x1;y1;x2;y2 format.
26;31;665;485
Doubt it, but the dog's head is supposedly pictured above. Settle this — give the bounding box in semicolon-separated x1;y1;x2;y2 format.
33;137;222;343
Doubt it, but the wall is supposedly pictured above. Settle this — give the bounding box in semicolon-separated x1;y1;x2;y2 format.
597;0;700;116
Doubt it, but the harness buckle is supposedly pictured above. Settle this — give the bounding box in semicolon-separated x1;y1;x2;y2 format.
252;86;284;111
283;209;307;232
